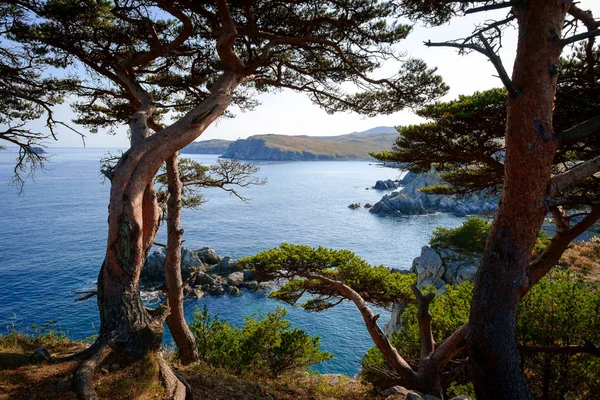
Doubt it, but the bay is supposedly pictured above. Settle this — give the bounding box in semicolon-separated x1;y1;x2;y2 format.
0;148;464;375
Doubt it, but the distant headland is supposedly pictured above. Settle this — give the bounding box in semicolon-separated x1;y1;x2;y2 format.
181;126;397;161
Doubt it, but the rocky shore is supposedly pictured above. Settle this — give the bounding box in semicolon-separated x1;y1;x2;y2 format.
368;171;499;217
141;246;268;298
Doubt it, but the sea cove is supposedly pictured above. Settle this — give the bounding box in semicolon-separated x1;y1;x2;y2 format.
0;148;465;376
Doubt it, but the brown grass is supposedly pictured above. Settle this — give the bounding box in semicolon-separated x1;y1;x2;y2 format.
253;132;397;160
177;361;380;400
1;334;381;400
558;236;600;282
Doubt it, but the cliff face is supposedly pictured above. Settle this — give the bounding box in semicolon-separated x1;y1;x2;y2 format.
221;138;339;160
220;132;397;161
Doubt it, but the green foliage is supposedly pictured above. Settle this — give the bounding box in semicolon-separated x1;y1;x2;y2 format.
240;243;416;309
0;320;71;353
447;382;476;399
430;216;491;252
518;270;600;399
429;216;552;256
189;306;332;377
370;47;600;204
362;271;600;398
361;282;473;391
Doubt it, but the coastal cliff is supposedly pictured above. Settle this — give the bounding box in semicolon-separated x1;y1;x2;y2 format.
221;131;397;161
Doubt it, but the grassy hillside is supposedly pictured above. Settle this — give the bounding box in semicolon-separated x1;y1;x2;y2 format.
222;132;398;160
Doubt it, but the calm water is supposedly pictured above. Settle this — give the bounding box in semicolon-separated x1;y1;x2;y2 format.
0;148;464;375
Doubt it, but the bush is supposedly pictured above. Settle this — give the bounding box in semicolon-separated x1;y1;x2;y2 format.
429;216;491;252
361;271;600;399
518;270;600;399
430;216;552;256
190;306;332;377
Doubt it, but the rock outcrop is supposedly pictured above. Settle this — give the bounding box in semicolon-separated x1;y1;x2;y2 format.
369;171;498;217
410;246;481;293
373;179;400;190
141;246;266;298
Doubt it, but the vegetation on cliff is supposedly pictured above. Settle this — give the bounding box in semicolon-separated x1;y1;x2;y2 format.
220;132;398;161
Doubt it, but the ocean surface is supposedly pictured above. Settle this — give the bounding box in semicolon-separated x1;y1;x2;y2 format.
0;148;464;375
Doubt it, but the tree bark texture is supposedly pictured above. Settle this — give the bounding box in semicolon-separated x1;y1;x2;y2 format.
165;152;199;365
95;71;240;357
468;2;571;399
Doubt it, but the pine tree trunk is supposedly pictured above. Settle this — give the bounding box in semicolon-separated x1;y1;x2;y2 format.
93;71;240;357
468;2;569;399
165;153;199;364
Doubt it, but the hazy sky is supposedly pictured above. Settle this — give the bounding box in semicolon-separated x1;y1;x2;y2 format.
36;4;599;148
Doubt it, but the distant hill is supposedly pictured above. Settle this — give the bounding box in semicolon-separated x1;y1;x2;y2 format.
349;126;396;135
220;131;398;161
181;139;233;154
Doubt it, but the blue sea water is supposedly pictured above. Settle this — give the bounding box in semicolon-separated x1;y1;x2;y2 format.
0;148;464;376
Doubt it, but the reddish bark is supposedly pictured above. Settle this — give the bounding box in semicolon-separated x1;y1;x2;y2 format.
165;153;199;365
94;72;241;358
468;2;571;398
306;273;466;398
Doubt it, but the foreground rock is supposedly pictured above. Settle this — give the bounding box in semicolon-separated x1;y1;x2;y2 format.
141;246;267;298
369;171;498;217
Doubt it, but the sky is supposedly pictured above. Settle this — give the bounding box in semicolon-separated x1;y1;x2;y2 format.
27;3;600;148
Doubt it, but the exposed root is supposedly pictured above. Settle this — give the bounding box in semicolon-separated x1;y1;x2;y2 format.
55;340;100;362
75;343;113;400
156;349;191;400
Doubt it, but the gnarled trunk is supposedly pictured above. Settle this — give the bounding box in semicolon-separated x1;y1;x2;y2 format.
165;152;199;364
468;2;569;399
76;72;241;400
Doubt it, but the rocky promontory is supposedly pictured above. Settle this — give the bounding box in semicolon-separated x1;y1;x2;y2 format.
369;171;499;217
220;131;398;161
141;246;267;298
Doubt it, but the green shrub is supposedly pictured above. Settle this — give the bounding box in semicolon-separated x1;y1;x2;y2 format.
429;216;491;252
518;270;600;399
430;216;552;256
190;306;332;377
361;271;600;399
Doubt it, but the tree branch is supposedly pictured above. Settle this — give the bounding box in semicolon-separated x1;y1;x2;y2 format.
215;0;247;74
518;342;600;356
304;272;419;386
561;29;600;47
526;204;600;289
465;2;512;15
551;154;600;196
425;37;519;97
557;115;600;146
411;284;436;360
477;33;520;97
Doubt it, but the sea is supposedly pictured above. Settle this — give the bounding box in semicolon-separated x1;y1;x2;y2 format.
0;148;465;376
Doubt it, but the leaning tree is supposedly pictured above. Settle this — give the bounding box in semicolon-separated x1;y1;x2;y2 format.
380;1;600;398
5;0;447;397
241;243;468;398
